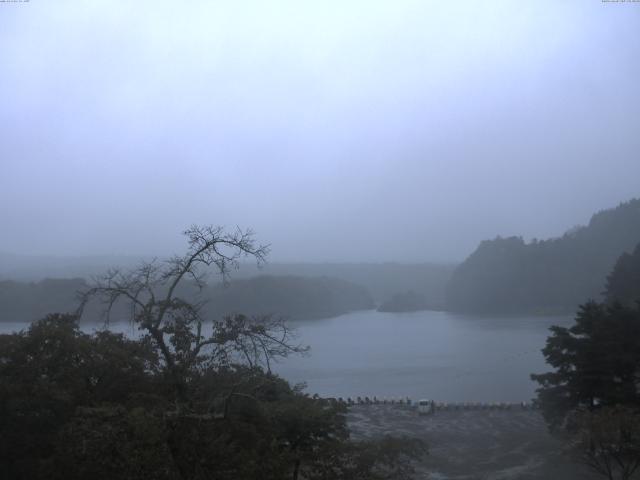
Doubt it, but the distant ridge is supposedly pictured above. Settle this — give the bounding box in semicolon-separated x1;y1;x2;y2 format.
0;275;373;323
0;254;455;306
445;198;640;314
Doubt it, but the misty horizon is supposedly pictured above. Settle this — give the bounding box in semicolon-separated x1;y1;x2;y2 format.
0;195;636;264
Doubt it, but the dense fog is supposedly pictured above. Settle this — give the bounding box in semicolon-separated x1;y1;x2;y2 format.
2;1;639;262
2;3;640;480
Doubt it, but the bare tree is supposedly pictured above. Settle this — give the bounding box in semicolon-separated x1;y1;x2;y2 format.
78;225;308;399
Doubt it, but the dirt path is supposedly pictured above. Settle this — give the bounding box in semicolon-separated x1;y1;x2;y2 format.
347;405;599;480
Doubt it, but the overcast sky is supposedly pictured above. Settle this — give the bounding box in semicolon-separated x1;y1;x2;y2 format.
1;0;639;262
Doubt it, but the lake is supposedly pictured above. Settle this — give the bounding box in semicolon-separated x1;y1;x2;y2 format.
0;309;572;403
273;310;571;403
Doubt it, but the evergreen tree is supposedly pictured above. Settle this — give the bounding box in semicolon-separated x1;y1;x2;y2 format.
605;243;640;308
531;301;640;430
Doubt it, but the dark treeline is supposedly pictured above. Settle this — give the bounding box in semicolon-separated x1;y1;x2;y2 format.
0;315;424;480
531;251;640;479
233;263;455;307
0;278;86;323
0;226;426;480
0;257;455;309
205;275;373;320
0;275;373;323
446;198;640;313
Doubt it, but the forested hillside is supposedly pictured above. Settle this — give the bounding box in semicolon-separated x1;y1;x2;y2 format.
446;199;640;313
0;275;373;323
605;242;640;307
0;278;87;324
234;263;455;306
0;257;455;308
203;275;373;320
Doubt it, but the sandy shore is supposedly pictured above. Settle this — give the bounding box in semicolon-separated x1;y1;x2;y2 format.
347;405;599;480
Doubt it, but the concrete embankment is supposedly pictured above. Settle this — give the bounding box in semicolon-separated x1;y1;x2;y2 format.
346;404;598;480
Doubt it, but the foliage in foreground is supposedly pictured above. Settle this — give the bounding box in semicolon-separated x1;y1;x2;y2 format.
531;301;640;429
532;299;640;480
1;225;426;479
0;314;426;480
571;406;640;480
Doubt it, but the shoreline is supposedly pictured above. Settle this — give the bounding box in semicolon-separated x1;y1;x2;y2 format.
346;404;597;480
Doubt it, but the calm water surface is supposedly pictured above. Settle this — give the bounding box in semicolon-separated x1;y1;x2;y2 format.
1;310;571;403
273;310;571;403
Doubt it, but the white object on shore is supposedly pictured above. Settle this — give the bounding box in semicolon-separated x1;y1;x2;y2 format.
417;399;435;415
